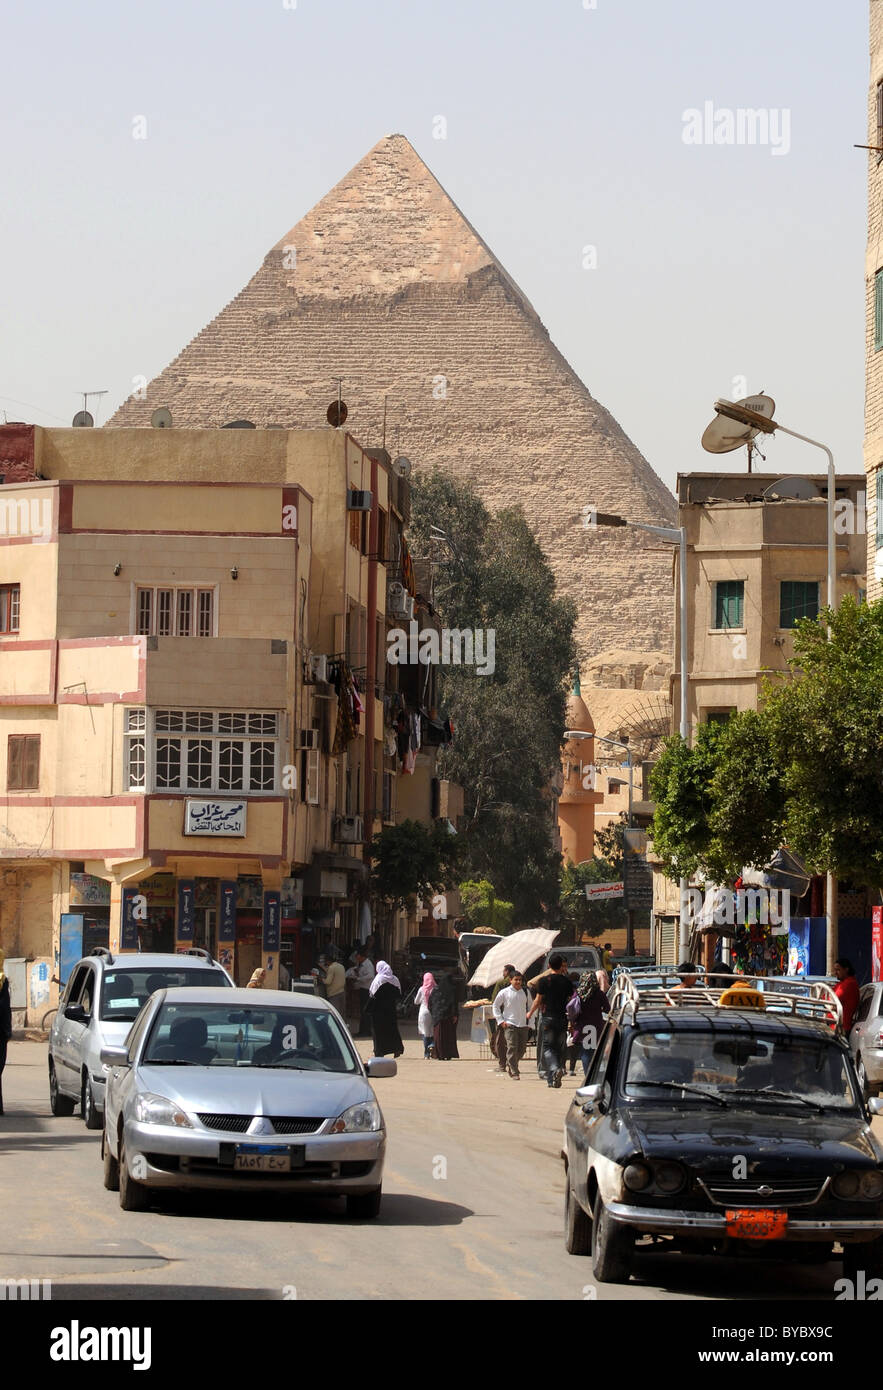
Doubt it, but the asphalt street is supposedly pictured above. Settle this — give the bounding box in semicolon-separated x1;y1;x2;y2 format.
0;1036;867;1301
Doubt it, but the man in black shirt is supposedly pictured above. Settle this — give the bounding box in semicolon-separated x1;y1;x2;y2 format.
526;953;574;1088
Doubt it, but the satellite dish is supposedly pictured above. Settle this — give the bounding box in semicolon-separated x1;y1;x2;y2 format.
221;419;256;429
701;394;776;454
762;476;821;501
151;407;173;429
392;455;412;478
72;410;94;428
326;400;348;428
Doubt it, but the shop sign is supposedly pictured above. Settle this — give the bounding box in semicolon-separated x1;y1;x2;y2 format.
320;871;347;897
69;873;110;907
121;888;140;951
219;881;237;942
138;874;176;908
184;800;247;836
263;891;281;952
177;881;195;941
584;881;624;902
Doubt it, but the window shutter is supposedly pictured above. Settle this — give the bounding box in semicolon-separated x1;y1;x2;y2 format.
7;737;22;790
24;736;40;789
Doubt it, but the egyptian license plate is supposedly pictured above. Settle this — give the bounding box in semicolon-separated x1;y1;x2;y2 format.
725;1208;788;1240
233;1145;293;1173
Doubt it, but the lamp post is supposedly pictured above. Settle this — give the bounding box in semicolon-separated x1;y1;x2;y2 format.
707;400;838;973
589;514;690;955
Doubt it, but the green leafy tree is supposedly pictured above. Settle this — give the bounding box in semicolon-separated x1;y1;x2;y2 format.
459;878;515;933
409;472;576;923
560;857;627;943
369;819;461;910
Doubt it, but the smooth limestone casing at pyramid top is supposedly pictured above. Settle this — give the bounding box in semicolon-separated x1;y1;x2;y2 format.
109;134;676;665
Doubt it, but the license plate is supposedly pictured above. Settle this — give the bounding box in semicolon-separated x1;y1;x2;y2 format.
725;1208;788;1240
234;1145;292;1172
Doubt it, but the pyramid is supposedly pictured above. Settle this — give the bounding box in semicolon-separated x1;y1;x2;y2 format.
109;134;676;666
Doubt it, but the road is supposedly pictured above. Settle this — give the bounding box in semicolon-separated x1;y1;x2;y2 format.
0;1035;862;1301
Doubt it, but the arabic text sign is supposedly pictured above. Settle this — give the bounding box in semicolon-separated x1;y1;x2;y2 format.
584;881;624;902
184;800;247;837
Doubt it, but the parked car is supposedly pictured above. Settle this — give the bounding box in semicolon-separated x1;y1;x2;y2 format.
849;982;883;1098
48;948;233;1129
563;972;883;1284
100;987;394;1216
542;945;603;979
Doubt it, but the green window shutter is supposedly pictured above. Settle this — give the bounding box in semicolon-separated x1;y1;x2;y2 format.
875;270;883;352
780;581;819;629
714;580;744;629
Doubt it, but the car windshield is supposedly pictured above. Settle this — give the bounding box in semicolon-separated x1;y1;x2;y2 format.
623;1031;859;1111
99;968;229;1022
142;1002;359;1073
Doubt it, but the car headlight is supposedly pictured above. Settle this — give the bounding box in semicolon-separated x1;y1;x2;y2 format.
329;1101;382;1133
623;1162;652;1192
833;1170;861;1199
860;1171;883;1200
133;1093;192;1128
653;1161;687;1194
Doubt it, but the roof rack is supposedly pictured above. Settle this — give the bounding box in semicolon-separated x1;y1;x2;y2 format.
185;947;212;962
89;946;114;963
609;970;842;1030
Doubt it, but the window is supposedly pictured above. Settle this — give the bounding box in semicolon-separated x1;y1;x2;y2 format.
0;584;20;634
705;709;736;726
124;708;280;793
382;770;395;823
7;734;39;790
876;269;883;353
779;581;819;629
135;586;215;637
713;580;744;630
301;747;320;805
349;509;361;550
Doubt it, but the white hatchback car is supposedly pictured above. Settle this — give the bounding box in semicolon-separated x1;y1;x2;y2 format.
48;948;233;1128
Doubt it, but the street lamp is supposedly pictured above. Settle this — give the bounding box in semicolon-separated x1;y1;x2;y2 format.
705;399;838;973
588;513;690;953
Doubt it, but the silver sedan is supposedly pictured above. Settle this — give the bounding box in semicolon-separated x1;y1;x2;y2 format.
100;987;395;1217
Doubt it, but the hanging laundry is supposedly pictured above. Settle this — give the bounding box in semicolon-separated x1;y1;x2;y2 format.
332;662;357;754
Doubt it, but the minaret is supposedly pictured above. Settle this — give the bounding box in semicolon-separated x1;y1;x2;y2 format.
558;669;601;865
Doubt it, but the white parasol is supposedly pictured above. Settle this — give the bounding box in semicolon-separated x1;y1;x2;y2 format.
467;928;560;990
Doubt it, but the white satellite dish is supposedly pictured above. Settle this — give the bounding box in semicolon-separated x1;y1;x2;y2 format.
393;455;412;478
762;475;821;501
151;407;173;429
701;394;776;454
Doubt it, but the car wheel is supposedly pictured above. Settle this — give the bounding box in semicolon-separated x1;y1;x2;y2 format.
81;1072;102;1130
591;1192;633;1284
102;1130;119;1192
564;1171;592;1256
856;1055;869;1100
49;1060;76;1117
118;1133;149;1212
346;1187;382;1218
843;1237;883;1281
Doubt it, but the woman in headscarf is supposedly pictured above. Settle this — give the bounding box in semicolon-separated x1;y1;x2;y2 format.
414;971;437;1059
364;961;404;1058
430;972;459;1061
246;968;266;989
569;971;610;1080
0;951;11;1116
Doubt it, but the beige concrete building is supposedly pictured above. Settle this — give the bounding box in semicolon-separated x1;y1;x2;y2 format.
0;424;459;1020
865;0;883;596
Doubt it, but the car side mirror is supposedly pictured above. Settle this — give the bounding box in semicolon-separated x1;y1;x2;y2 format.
64;1003;86;1022
366;1058;397;1078
100;1046;130;1068
575;1083;601;1106
869;1097;883;1116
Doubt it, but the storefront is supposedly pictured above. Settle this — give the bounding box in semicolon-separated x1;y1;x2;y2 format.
133;873;176;953
68;873;112;952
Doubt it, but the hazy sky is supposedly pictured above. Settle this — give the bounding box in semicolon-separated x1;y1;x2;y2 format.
0;0;869;494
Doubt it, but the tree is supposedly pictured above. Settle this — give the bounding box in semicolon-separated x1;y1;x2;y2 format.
409;471;576;923
559;857;627;943
459;878;515;933
369;819;461;910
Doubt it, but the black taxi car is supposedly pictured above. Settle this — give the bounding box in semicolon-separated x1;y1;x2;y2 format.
563;972;883;1284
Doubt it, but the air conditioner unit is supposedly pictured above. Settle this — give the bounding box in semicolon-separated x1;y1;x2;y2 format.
402;595;415;621
333;815;364;844
310;654;328;683
387;582;409;619
347;488;372;512
299;729;319;750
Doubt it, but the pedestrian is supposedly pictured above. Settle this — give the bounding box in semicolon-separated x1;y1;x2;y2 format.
673;960;699;990
414;971;437;1058
321;955;347;1016
346;949;375;1036
833;957;861;1033
527;953;574;1088
567;971;610;1080
602;942;614;972
246;967;266;989
488;964;516;1074
0;950;10;1116
492;971;529;1079
364;961;404;1058
430;973;459;1060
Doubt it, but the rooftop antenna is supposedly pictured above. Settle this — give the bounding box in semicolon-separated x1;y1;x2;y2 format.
76;389;108;427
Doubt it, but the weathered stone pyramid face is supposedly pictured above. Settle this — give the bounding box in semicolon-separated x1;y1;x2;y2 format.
109;134;676;664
